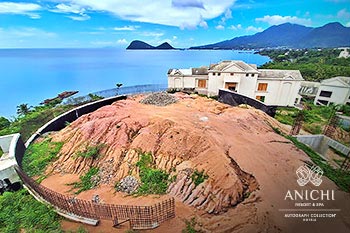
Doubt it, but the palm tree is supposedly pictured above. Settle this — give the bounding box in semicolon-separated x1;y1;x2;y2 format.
16;103;31;116
116;83;123;95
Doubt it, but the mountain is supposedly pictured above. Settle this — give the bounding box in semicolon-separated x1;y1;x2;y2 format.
155;42;175;50
126;40;154;49
126;40;175;50
190;22;350;49
298;22;350;48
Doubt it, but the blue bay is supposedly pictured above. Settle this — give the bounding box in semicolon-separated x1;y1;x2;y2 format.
0;49;269;118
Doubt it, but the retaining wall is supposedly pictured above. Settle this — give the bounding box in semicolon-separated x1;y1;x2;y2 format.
218;89;278;117
295;134;350;156
0;133;25;183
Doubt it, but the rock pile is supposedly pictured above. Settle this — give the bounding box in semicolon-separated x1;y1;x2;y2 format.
140;92;177;106
115;176;140;194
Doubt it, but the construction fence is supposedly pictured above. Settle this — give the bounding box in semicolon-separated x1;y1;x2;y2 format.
15;167;175;230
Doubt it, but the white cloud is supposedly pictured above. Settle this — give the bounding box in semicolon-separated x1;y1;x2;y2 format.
117;39;128;44
67;14;90;21
52;3;90;21
337;9;350;19
246;25;263;32
113;26;140;31
215;25;225;30
0;2;41;18
69;0;236;28
229;24;242;30
256;15;312;26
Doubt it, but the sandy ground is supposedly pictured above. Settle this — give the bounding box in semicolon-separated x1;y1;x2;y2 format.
39;93;350;233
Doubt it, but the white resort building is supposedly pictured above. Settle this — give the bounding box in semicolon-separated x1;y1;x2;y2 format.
168;60;303;106
314;76;350;106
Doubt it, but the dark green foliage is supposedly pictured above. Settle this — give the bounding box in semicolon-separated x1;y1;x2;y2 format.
68;167;99;194
191;169;209;187
259;49;350;81
16;103;31;116
75;144;105;159
23;138;64;177
0;189;62;233
0;104;74;141
88;93;103;101
182;218;199;233
286;136;350;192
0;147;3;158
135;153;170;195
0;117;10;130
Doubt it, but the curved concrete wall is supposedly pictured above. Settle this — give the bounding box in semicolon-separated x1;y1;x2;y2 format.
25;95;127;147
16;95;127;225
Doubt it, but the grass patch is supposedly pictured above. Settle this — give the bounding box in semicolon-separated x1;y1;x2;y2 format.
22;138;63;178
287;136;350;192
0;189;62;233
135;153;170;195
182;218;199;233
75;144;105;159
191;169;209;187
68;167;99;194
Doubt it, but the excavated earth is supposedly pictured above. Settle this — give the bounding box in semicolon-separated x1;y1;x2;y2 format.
40;93;350;233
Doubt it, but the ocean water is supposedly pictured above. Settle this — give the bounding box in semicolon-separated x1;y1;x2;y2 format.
0;49;269;118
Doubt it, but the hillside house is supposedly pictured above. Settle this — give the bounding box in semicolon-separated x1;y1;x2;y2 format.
168;60;303;106
314;76;350;106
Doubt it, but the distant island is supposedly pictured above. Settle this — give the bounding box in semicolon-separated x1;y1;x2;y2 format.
190;22;350;50
126;40;175;50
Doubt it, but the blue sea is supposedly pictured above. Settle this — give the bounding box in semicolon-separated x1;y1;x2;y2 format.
0;49;269;118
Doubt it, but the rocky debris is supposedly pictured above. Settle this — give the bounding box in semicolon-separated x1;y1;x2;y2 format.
140;92;177;106
115;176;140;194
92;194;100;203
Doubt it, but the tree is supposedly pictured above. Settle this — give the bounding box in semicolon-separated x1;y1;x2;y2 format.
116;83;123;95
16;104;31;116
0;117;10;130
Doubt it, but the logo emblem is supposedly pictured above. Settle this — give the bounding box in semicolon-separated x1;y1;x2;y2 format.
296;165;323;187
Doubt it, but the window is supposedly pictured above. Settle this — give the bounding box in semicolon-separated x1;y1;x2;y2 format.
257;83;268;91
246;73;249;77
317;99;329;105
230;73;234;76
225;82;237;91
217;73;221;76
256;96;265;102
197;79;207;88
319;91;332;98
213;73;216;76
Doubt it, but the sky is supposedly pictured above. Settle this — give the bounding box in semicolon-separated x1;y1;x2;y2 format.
0;0;349;48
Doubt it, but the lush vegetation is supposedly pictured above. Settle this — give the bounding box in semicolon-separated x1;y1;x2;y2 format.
287;136;350;192
0;104;74;141
68;167;100;194
75;144;105;159
191;169;209;187
135;153;170;195
23;138;64;178
259;48;350;81
0;189;62;233
0;147;3;158
275;102;349;136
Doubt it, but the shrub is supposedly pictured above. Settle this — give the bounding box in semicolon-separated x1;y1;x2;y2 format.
191;169;209;187
182;218;199;233
75;144;105;159
22;138;64;178
0;189;61;232
68;167;100;194
135;153;170;195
